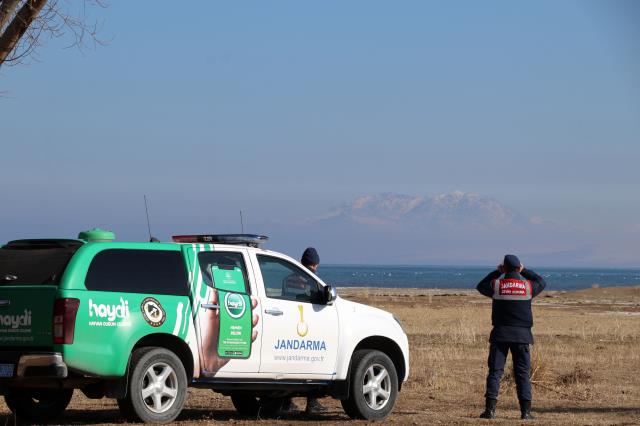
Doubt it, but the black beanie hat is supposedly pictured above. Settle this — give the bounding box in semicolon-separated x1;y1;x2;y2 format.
301;247;320;266
503;254;521;271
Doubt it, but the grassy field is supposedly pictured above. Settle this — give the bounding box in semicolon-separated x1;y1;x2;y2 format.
1;286;639;425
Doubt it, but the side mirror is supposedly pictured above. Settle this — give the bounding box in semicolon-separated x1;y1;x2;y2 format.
323;285;338;305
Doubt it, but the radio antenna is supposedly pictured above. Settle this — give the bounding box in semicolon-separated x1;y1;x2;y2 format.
240;210;244;233
144;195;153;241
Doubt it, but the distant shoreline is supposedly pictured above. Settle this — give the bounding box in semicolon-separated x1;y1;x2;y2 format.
321;264;640;270
335;284;640;293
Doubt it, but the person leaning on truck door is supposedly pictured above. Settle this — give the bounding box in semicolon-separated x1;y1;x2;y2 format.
281;247;328;415
476;255;546;420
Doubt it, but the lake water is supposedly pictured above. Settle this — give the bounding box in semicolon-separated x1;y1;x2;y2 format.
316;265;640;290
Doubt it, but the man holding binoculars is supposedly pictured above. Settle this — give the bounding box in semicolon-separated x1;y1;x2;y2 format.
476;254;547;420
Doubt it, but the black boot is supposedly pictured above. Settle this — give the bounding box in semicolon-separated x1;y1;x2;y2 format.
520;400;534;420
479;398;497;419
305;397;327;415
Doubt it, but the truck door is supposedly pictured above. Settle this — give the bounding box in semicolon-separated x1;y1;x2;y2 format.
184;245;262;376
251;253;339;378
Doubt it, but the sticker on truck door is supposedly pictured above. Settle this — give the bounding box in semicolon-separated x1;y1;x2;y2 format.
190;248;261;377
211;266;252;359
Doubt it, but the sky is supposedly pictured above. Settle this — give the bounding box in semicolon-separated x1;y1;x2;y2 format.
1;1;639;266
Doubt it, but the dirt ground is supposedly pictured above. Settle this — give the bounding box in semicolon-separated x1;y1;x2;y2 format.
1;286;639;425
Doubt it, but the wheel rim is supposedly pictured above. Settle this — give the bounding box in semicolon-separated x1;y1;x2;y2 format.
141;362;179;414
362;363;391;411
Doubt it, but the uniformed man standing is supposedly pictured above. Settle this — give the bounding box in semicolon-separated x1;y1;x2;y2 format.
476;254;546;420
281;247;328;415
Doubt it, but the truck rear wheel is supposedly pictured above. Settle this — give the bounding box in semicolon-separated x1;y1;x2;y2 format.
4;388;73;423
117;347;187;424
341;350;398;420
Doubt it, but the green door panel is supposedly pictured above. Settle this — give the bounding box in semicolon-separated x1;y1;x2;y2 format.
60;289;191;377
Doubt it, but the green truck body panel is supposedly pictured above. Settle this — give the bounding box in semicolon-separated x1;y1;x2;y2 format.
2;240;196;377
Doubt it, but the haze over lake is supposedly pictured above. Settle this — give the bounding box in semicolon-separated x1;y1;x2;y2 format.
318;265;640;290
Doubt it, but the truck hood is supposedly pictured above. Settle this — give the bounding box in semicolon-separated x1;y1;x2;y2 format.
335;297;394;321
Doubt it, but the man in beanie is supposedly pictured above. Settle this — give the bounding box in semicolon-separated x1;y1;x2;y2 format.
281;247;327;415
476;255;546;420
301;247;320;273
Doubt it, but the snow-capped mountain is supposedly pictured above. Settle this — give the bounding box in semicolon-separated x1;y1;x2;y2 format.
272;191;595;265
313;191;525;230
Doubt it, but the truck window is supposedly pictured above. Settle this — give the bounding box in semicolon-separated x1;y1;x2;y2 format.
0;239;82;286
85;249;189;295
256;255;322;304
197;251;251;294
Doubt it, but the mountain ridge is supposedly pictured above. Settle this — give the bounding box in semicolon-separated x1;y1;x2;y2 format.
311;191;527;230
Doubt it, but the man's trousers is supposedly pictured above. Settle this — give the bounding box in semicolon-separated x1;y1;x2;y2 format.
484;341;532;401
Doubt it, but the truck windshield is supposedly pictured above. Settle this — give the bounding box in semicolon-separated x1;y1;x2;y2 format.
0;240;83;286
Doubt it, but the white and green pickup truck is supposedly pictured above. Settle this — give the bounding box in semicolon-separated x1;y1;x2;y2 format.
0;229;409;423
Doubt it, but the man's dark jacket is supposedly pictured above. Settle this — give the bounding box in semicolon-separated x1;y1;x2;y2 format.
476;268;546;343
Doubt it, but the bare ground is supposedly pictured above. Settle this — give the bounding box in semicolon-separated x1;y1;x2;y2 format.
1;286;639;425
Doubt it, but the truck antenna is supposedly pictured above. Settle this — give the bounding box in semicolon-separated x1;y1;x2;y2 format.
240;210;244;233
144;195;155;242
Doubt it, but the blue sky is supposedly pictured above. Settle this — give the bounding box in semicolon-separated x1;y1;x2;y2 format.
1;1;639;266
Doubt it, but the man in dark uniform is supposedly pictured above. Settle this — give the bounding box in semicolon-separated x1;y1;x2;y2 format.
281;247;328;415
476;254;546;420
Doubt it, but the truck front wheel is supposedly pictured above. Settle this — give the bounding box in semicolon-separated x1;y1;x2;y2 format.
341;350;398;420
117;347;187;424
4;388;73;422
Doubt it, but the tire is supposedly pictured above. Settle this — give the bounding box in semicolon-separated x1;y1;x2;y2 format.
117;347;187;424
4;388;73;423
341;350;398;420
230;394;285;417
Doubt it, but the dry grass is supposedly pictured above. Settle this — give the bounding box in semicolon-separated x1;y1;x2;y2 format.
1;286;639;425
339;286;640;425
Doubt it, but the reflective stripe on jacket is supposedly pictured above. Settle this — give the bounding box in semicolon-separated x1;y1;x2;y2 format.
491;277;533;301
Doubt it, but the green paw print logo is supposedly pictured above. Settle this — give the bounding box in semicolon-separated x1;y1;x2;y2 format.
296;304;308;337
